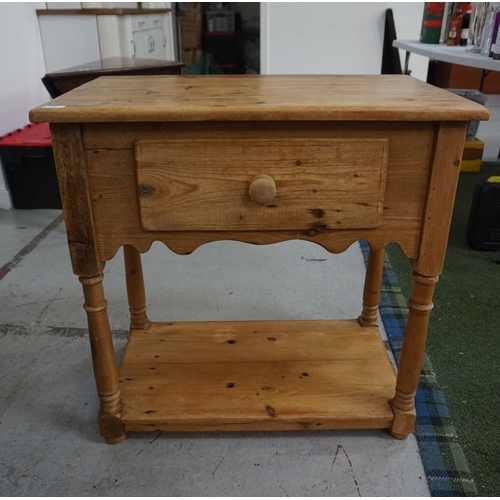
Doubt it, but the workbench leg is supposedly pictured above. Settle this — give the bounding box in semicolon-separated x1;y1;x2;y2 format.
359;246;385;327
123;245;149;330
390;272;438;439
80;274;126;444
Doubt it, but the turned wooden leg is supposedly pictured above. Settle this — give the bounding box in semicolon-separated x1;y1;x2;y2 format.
80;273;126;444
359;246;385;327
123;245;149;330
390;272;439;439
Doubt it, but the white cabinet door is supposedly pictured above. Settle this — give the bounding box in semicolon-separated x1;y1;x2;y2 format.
149;27;165;59
161;12;176;60
132;29;151;59
96;11;178;60
132;14;166;59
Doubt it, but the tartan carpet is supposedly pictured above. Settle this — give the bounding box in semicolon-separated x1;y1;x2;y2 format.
359;241;477;497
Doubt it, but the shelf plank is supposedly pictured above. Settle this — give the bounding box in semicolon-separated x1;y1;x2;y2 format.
119;320;397;432
36;9;171;16
121;319;389;363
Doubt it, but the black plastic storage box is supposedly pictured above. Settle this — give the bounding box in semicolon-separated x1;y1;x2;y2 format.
467;177;500;250
0;123;61;209
203;31;241;66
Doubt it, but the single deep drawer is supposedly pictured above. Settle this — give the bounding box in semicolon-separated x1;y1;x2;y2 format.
134;138;388;231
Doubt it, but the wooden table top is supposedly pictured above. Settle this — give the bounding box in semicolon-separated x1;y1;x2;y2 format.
30;74;490;123
43;57;184;78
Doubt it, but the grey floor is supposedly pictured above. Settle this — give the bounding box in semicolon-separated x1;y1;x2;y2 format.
0;97;498;496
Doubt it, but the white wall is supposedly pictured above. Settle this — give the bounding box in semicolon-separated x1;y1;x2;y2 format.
0;3;48;135
0;1;427;210
261;2;386;75
261;1;427;80
390;2;428;81
0;2;49;209
38;14;101;72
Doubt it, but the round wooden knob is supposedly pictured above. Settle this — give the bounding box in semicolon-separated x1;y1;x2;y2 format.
248;174;276;205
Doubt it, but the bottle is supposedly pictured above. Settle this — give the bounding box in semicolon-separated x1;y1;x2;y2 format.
481;3;500;56
447;2;464;45
460;3;472;46
466;3;489;53
419;3;446;44
441;3;454;43
492;11;500;57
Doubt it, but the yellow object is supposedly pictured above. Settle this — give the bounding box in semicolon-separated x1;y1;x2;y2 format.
461;138;484;172
487;176;500;183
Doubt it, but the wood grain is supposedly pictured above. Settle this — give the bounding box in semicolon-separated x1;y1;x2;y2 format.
121;319;394;363
29;75;490;123
80;274;125;443
414;122;467;276
85;121;434;260
30;75;487;441
119;320;396;431
123;245;149;330
50;123;103;277
390;273;439;439
359;246;385;327
135;138;388;231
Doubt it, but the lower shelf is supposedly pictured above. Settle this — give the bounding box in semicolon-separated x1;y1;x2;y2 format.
119;319;397;432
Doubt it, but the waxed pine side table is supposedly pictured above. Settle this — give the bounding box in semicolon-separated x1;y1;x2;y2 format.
30;75;488;443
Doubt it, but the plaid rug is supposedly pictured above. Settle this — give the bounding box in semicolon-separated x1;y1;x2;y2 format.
359;241;477;497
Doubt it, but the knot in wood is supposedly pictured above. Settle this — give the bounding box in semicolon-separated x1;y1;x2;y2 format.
138;184;156;198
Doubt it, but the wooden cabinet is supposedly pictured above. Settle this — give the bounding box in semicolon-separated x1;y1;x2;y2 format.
37;9;177;72
99;11;175;60
29;75;488;444
41;57;184;98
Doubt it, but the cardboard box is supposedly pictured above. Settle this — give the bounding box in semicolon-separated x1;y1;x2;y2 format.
179;3;203;14
179;3;207;50
461;138;484;172
180;11;203;49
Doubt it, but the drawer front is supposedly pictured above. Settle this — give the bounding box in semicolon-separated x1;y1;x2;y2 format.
148;13;163;29
131;14;149;32
134;138;388;231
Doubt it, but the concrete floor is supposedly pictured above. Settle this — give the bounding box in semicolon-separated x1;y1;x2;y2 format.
1;96;498;496
0;210;430;496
